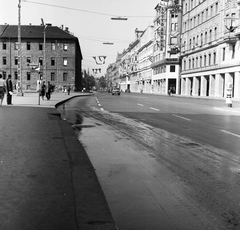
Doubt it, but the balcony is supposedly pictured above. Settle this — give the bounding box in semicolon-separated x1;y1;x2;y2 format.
224;32;238;44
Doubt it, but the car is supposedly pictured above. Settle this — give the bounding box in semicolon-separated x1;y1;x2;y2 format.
112;88;121;95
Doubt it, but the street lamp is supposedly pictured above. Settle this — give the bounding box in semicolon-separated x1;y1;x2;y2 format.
111;17;128;20
103;42;114;45
17;0;23;96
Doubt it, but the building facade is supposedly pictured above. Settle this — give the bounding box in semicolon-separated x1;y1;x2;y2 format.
180;0;240;98
0;24;83;91
106;0;240;99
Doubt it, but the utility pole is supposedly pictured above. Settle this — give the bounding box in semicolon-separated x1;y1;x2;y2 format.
17;0;23;96
41;18;47;84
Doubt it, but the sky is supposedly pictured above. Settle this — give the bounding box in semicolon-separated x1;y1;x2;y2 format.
0;0;160;77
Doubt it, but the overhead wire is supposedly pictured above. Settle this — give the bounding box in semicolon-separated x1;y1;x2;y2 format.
22;0;154;18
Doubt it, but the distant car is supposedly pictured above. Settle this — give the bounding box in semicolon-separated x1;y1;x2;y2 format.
112;88;121;95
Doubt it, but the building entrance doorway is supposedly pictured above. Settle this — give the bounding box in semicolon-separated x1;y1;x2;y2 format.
168;79;176;94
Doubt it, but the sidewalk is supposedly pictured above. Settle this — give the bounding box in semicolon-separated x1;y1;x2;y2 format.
0;91;117;230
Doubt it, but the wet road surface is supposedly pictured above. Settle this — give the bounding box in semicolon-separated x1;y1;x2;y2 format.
58;95;240;230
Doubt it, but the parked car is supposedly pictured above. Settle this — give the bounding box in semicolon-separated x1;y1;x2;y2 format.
112;88;121;95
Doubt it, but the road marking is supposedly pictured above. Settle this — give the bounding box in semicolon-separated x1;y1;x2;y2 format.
150;107;160;111
220;130;240;138
137;103;144;106
172;114;191;121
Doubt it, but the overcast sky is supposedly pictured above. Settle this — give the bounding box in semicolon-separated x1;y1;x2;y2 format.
0;0;160;76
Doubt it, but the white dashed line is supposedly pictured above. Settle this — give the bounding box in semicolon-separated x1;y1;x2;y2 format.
172;114;191;121
150;107;160;111
220;130;240;138
137;103;144;106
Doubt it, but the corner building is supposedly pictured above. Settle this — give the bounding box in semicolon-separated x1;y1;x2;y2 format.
0;24;83;91
181;0;240;98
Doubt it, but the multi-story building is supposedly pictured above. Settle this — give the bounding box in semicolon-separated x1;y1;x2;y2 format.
181;0;240;98
0;24;82;91
106;0;240;99
151;0;181;95
137;25;154;93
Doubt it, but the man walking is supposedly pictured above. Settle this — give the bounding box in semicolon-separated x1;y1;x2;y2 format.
6;74;13;105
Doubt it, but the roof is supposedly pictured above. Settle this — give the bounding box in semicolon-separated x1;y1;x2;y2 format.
0;24;76;40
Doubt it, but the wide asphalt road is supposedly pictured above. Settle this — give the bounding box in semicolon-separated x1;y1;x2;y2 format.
94;92;240;156
60;92;240;230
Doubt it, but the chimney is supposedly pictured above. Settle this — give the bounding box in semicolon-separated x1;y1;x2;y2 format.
65;27;69;33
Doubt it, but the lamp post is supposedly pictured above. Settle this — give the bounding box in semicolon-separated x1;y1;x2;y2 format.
17;0;23;96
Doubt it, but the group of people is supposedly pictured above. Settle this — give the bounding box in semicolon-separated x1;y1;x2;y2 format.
0;74;13;106
39;81;53;100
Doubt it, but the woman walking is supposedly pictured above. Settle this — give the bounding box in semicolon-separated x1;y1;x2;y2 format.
0;74;6;106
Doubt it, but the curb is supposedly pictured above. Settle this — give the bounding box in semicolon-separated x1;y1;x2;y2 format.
55;93;94;108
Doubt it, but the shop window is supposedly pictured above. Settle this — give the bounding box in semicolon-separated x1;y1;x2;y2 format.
39;57;43;66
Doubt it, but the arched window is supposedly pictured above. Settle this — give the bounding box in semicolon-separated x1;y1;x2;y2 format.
205;32;208;44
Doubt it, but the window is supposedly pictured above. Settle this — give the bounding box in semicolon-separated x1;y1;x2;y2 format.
63;58;67;66
215;2;218;15
27;57;31;64
196;57;198;68
192;58;195;68
14;42;18;50
51;57;55;66
27;42;31;50
202;11;204;22
206;9;208;19
201;33;203;45
3;57;6;65
200;56;202;67
51;43;56;50
208;54;211;65
214;27;217;40
39;42;43;50
15;57;18;65
63;43;68;51
189;59;191;69
63;72;67;81
210;5;213;17
232;45;235;59
209;30;212;42
2;42;6;50
14;71;18;80
39;57;43;66
51;72;55;81
223;48;225;61
27;72;31;81
213;52;216;64
205;32;207;44
184;60;186;70
204;55;207;66
170;65;175;72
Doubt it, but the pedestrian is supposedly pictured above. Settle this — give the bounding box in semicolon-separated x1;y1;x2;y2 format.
41;81;46;100
0;74;6;106
6;74;13;105
67;83;71;95
46;81;52;100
